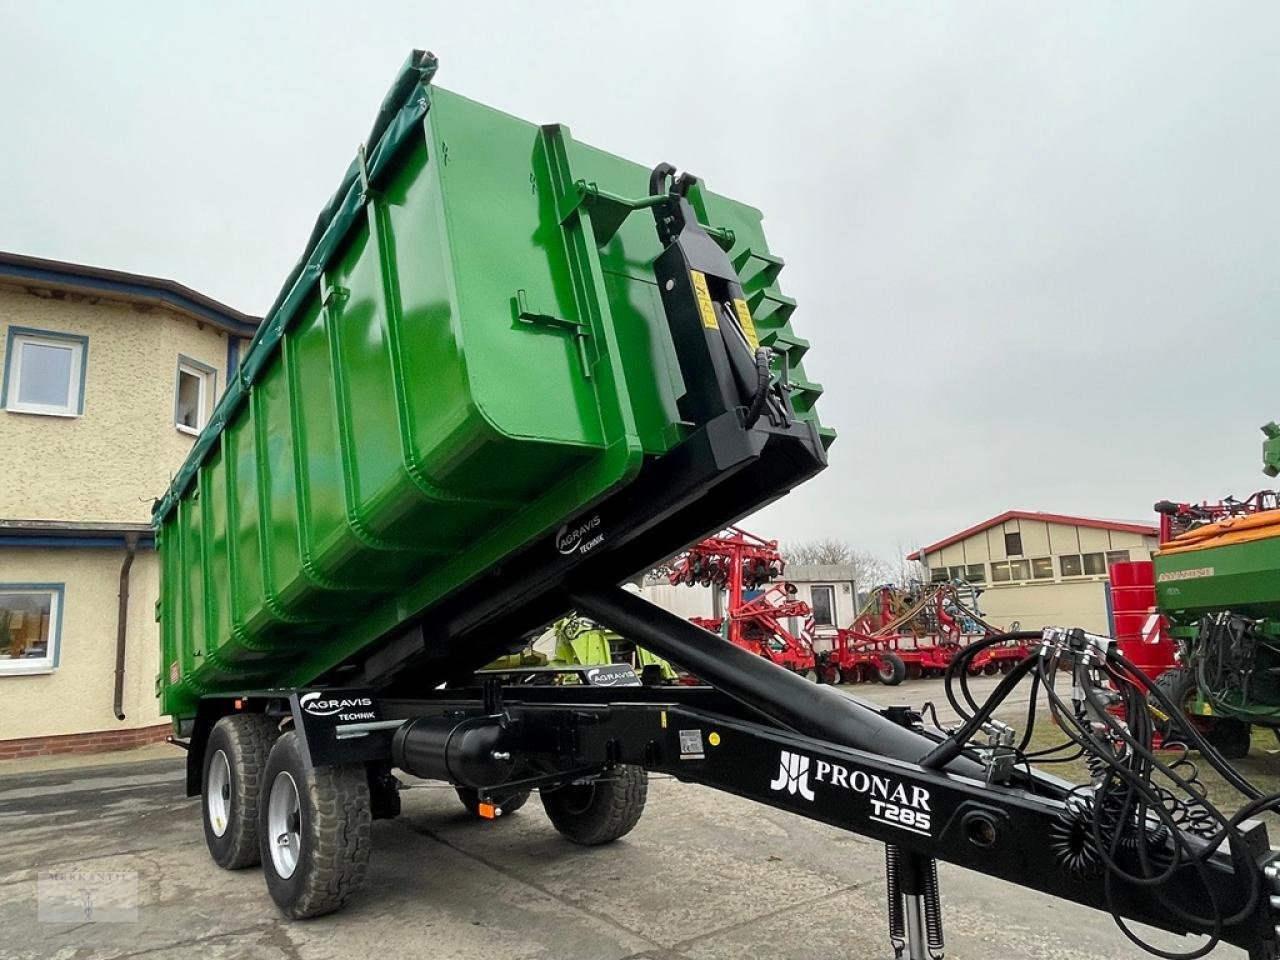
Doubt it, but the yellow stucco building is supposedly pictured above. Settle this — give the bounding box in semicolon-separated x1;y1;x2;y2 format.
0;252;257;757
909;511;1159;635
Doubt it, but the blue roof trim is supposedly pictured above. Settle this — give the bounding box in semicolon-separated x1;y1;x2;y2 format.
0;260;258;338
0;536;155;549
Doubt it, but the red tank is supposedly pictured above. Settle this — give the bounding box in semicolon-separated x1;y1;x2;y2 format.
1109;560;1175;682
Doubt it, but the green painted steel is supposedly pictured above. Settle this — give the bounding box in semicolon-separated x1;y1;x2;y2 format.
1155;534;1280;720
1155;537;1280;622
154;51;829;723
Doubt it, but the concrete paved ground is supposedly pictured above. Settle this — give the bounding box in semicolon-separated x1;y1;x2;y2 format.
838;672;1036;726
0;677;1235;960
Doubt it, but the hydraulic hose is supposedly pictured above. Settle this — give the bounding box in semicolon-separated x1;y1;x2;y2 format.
743;348;773;428
920;654;1038;770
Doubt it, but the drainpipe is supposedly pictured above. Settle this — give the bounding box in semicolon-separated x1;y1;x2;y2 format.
113;533;139;721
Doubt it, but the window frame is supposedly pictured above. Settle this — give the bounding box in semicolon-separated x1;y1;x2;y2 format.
1105;549;1131;569
174;354;217;436
2;327;89;418
809;584;836;627
1004;531;1023;556
991;559;1032;582
0;582;65;676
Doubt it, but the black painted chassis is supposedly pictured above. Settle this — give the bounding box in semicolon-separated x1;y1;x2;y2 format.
184;675;1279;959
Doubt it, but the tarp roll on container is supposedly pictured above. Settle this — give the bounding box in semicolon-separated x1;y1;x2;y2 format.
154;51;829;721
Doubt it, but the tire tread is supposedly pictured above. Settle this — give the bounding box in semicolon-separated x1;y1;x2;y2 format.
205;713;278;870
541;764;647;846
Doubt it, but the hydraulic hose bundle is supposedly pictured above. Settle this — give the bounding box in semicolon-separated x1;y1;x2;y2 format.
920;626;1280;959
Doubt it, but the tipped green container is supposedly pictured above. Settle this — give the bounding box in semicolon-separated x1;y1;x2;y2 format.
154;51;829;723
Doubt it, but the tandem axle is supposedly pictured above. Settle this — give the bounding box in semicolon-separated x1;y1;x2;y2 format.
181;598;1280;960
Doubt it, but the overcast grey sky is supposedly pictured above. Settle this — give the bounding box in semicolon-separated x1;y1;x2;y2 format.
2;3;1276;560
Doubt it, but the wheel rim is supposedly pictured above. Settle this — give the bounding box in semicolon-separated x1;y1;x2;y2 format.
878;662;895;682
267;771;302;879
206;750;232;838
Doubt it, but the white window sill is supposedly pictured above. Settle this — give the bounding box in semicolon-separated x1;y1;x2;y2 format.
5;405;80;419
175;424;203;437
0;663;56;677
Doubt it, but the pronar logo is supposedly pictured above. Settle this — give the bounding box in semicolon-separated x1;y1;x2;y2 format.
769;750;816;801
555;514;604;556
299;692;374;717
767;750;933;835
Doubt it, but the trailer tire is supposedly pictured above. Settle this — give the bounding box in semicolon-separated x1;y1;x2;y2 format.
259;731;372;919
876;652;907;686
456;786;531;817
1155;668;1251;760
541;764;647;846
202;712;279;870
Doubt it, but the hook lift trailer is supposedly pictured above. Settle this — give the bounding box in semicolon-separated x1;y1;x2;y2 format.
157;52;1280;960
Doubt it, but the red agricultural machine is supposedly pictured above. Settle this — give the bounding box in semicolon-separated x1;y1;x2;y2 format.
667;527;820;679
820;582;1030;685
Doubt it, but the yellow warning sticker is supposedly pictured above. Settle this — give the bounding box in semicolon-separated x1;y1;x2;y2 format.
732;298;760;351
690;270;718;330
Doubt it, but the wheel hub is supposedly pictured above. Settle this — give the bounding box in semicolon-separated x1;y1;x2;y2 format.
267;771;302;879
206;749;231;838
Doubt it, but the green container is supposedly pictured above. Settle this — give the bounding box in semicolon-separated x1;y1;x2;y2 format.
154;52;829;723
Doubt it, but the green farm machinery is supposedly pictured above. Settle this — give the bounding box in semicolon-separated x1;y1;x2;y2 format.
150;50;1280;958
1153;488;1280;757
1148;425;1280;757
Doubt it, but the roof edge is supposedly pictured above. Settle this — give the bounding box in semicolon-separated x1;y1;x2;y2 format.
0;251;260;337
0;519;155;536
908;511;1159;561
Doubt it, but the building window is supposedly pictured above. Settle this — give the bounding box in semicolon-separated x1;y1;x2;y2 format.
175;356;216;435
810;584;835;627
991;559;1032;583
1031;557;1054;580
930;567;949;583
0;584;63;675
2;327;88;417
1004;531;1022;556
1060;553;1109;577
966;564;986;583
1105;550;1130;568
